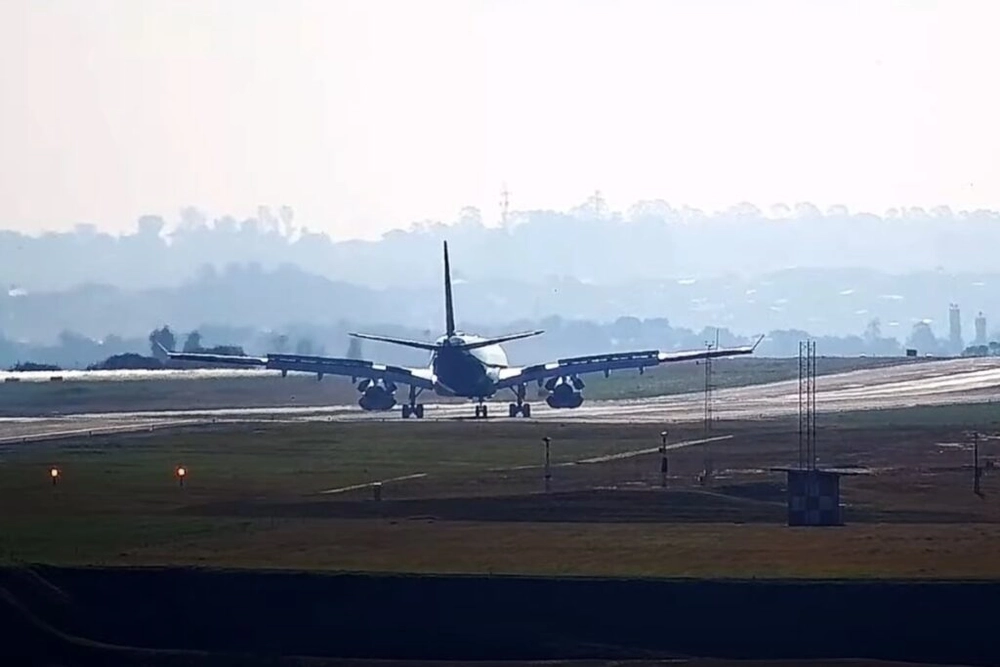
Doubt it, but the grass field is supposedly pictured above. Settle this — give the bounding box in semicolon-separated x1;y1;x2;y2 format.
3;403;1000;578
0;355;925;416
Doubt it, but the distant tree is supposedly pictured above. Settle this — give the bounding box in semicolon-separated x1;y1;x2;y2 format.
906;322;940;356
864;318;882;343
990;341;1000;356
611;316;642;344
183;331;203;353
457;206;483;228
295;338;314;355
149;326;176;359
278;205;295;237
178;206;207;231
270;333;289;353
346;337;363;360
9;361;61;372
89;353;163;371
135;214;165;238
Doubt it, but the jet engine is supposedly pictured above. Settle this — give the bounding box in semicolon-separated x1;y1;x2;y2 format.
544;376;584;409
357;378;397;411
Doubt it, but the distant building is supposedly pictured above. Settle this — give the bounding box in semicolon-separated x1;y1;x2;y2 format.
975;312;988;346
949;303;963;354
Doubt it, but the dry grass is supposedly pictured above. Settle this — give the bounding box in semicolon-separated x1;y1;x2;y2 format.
119;519;1000;579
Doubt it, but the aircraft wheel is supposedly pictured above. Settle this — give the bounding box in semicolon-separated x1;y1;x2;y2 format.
415;404;424;419
508;403;517;418
522;403;531;418
402;405;411;419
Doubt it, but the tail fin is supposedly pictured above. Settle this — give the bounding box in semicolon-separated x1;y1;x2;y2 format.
443;240;456;336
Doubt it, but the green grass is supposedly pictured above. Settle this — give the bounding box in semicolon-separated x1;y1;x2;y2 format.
815;401;1000;430
0;421;655;568
590;355;922;400
121;520;1000;579
3;414;1000;577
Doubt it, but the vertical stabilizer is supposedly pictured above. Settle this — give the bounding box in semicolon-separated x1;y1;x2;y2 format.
443;241;456;336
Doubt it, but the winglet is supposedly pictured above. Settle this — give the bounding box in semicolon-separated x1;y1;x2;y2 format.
751;334;765;351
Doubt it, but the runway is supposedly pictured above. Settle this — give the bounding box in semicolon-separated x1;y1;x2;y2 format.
2;357;999;441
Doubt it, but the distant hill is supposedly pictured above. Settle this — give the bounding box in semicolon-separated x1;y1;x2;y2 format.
2;202;999;358
3;203;1000;292
0;260;996;345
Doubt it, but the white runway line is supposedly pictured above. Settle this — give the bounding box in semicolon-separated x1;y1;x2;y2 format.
317;435;733;495
572;434;733;465
487;434;733;473
317;472;428;495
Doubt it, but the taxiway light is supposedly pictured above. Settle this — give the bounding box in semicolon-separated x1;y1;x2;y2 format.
50;467;60;484
176;466;187;487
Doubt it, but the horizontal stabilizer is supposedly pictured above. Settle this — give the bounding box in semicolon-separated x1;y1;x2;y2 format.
456;330;544;350
348;332;439;351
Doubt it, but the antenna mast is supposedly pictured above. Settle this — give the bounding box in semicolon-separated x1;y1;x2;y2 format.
798;339;817;469
500;184;510;227
701;334;716;485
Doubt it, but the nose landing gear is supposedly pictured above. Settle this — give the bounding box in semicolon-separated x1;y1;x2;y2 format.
508;383;531;418
401;385;425;419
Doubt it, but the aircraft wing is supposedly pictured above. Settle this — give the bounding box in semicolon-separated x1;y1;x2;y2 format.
495;335;763;389
164;349;435;389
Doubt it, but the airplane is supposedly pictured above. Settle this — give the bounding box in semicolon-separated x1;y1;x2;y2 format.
164;241;763;419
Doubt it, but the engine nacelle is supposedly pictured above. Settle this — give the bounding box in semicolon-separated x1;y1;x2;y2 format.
357;378;397;411
545;381;584;409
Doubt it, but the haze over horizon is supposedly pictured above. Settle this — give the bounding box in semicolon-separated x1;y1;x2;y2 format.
2;0;998;240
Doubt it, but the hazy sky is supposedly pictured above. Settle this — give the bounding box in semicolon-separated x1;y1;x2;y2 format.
1;0;997;239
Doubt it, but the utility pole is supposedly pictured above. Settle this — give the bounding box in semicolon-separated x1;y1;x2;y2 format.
703;340;715;485
798;339;817;469
974;431;983;497
660;430;669;488
543;436;551;493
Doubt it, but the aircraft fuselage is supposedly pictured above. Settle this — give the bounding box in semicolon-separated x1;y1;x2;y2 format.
429;333;508;398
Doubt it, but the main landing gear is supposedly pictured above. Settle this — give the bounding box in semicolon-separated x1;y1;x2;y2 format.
507;384;531;418
401;385;425;419
471;384;532;419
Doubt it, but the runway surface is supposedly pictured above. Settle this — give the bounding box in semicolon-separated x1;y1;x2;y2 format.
0;367;273;383
2;357;999;441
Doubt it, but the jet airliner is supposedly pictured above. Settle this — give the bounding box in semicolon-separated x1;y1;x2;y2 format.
166;242;762;418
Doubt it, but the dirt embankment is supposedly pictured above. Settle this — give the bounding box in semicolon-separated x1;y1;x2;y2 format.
1;565;997;666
